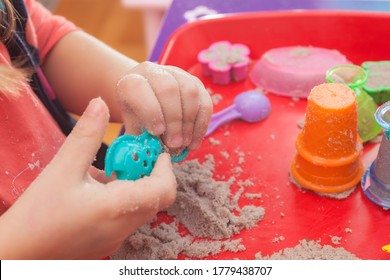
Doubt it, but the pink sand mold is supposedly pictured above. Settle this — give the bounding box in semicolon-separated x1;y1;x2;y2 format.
197;41;250;85
250;46;350;98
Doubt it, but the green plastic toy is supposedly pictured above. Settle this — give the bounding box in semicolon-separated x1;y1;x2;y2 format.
105;129;189;180
362;61;390;104
326;64;382;142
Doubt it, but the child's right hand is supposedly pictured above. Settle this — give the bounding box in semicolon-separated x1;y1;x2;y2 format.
0;98;177;259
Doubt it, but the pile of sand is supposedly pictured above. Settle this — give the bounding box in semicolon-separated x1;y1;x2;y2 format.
167;159;265;239
111;221;247;260
111;158;265;260
255;239;359;260
111;157;360;260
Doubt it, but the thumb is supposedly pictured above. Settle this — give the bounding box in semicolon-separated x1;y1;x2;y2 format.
109;153;177;215
50;97;110;179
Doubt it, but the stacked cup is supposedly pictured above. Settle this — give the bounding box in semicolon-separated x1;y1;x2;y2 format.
291;83;364;193
361;101;390;208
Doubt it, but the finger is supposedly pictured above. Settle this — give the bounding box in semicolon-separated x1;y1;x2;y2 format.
141;153;177;210
106;153;177;214
189;78;213;149
137;63;184;148
165;66;201;147
49;98;110;180
116;73;165;136
89;166;116;184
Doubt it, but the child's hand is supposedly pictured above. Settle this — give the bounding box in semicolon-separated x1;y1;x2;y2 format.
115;62;213;150
0;98;177;259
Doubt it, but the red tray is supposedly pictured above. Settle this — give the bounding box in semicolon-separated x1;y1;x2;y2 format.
158;10;390;260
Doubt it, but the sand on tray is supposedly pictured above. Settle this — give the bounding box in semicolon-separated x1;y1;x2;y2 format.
255;239;359;260
111;158;360;260
167;159;265;239
111;157;265;260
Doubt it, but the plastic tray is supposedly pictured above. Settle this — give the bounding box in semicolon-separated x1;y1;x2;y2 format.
158;10;390;260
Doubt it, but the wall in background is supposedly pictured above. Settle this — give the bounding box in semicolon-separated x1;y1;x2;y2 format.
50;0;148;143
53;0;147;62
37;0;60;11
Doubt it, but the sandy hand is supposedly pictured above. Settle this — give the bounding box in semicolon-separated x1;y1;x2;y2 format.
0;98;177;259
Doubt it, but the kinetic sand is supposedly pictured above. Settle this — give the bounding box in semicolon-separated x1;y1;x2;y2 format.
111;157;265;260
256;239;359;260
111;157;360;260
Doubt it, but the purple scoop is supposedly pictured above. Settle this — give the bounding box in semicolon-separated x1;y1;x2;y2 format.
205;90;271;137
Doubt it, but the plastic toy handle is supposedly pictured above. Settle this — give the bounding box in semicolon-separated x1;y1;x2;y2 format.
205;106;241;137
205;90;271;137
170;148;190;163
375;101;390;132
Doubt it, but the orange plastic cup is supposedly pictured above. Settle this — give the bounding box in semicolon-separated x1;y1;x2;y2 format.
291;83;364;193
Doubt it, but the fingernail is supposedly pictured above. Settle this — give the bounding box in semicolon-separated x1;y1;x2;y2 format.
86;98;103;117
169;134;183;148
188;136;203;149
152;123;166;135
189;141;200;150
183;134;192;146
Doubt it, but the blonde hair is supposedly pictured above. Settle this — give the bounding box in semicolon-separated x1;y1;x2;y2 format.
0;0;28;96
0;0;16;41
0;65;29;96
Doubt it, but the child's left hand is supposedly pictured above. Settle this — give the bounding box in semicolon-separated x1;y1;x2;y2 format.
115;62;213;150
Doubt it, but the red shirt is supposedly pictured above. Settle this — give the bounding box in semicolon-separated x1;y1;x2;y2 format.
0;0;77;214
